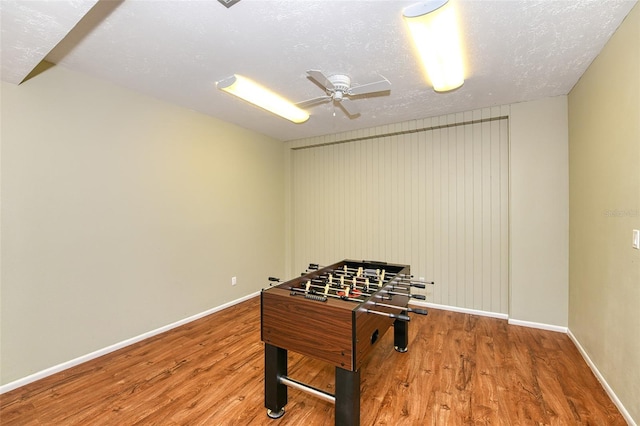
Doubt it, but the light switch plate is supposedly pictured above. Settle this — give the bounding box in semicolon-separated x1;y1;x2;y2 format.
633;229;640;250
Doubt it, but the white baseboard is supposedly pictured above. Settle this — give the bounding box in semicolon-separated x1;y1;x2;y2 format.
567;329;636;426
411;301;568;333
410;300;509;320
507;318;568;333
0;291;261;395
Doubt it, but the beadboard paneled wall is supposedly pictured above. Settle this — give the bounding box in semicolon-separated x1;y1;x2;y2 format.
286;106;509;314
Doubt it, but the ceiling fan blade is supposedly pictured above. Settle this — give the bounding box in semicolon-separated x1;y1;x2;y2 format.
307;69;334;91
339;98;360;117
348;78;391;96
296;95;332;109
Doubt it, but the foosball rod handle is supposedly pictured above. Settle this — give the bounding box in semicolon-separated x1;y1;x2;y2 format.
392;282;427;289
370;301;428;316
268;277;281;282
366;309;411;322
382;289;427;300
390;312;411;322
407;283;426;289
396;279;435;287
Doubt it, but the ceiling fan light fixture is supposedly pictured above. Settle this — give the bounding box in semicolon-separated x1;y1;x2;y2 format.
403;0;465;92
217;75;309;124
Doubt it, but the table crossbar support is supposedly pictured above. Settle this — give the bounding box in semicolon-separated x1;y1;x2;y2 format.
279;376;336;404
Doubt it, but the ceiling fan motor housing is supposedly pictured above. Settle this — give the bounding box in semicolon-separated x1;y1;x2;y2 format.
327;74;352;98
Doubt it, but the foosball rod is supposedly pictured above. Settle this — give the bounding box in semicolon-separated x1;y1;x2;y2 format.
305;263;428;288
328;263;435;284
288;286;365;303
300;274;380;291
378;289;427;300
387;282;427;290
269;276;376;289
271;275;417;301
364;308;411;322
307;263;397;278
307;261;418;284
312;274;399;290
305;268;410;293
307;269;397;286
304;277;411;297
308;263;434;289
295;279;376;297
308;262;388;272
394;277;435;288
268;276;401;300
291;278;418;304
305;276;383;293
369;301;428;315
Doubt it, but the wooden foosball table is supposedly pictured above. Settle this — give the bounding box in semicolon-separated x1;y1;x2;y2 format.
260;259;429;425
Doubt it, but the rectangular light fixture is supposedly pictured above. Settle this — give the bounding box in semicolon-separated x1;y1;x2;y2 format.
403;0;465;92
217;75;309;124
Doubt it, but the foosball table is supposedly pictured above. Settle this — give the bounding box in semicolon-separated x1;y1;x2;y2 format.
260;259;430;426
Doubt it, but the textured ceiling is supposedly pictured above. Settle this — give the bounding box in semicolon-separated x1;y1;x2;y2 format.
0;0;98;84
1;0;637;141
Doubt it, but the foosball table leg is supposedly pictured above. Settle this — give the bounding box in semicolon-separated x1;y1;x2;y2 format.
393;312;409;352
335;367;360;426
264;343;287;419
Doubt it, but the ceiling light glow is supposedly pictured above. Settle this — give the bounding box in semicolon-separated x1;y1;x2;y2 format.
217;75;310;124
403;0;465;92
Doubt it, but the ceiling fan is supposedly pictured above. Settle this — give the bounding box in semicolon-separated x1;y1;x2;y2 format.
296;70;391;117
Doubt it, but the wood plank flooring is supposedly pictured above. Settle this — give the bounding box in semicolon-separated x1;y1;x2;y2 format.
0;297;625;425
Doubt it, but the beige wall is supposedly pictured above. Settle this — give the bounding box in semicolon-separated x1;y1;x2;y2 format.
568;3;640;423
0;65;285;384
510;96;569;327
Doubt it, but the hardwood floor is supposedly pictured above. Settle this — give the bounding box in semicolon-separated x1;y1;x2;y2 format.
1;297;625;425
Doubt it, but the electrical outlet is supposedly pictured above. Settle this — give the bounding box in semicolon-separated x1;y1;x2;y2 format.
231;276;237;286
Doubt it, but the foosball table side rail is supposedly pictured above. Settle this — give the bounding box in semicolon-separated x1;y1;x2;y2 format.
261;288;355;369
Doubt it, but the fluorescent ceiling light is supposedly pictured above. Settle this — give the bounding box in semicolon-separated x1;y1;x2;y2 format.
403;0;465;92
217;75;309;124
